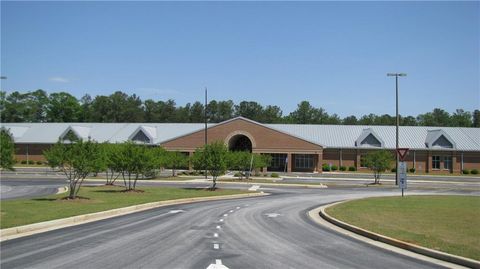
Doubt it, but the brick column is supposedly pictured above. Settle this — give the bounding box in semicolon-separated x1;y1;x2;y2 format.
426;151;431;173
356;150;361;170
452;152;459;174
317;152;323;173
287;153;292;173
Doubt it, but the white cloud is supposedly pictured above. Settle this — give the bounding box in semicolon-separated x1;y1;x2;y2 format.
49;77;70;83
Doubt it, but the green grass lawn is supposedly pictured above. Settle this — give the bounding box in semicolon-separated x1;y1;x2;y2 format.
326;195;480;260
0;185;248;229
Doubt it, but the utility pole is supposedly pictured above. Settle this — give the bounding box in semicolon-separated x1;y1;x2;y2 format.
387;73;407;185
204;87;208;179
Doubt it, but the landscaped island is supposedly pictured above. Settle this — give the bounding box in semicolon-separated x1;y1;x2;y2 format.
326;195;480;260
0;186;248;229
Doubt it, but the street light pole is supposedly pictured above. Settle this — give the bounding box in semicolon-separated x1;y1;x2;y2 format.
204;87;208;179
387;73;407;186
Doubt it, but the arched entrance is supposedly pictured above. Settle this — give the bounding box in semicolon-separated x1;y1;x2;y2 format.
228;134;252;152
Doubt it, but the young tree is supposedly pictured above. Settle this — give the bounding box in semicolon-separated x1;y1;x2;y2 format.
101;143;123;185
0;128;15;170
117;142;155;191
196;142;229;190
364;150;394;184
228;151;251;179
164;151;189;177
44;139;103;199
228;151;270;179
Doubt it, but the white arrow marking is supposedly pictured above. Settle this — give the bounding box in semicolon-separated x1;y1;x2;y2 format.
229;210;234;213
216;225;221;229
168;210;185;214
223;214;228;217
219;219;224;222
213;243;219;250
206;259;230;269
248;185;260;191
265;213;282;218
213;233;218;238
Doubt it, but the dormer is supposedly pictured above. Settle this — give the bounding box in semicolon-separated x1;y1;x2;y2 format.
425;129;456;149
59;126;91;142
129;126;157;144
355;128;384;148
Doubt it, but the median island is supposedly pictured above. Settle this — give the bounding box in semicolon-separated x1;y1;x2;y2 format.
0;185;249;229
326;195;480;261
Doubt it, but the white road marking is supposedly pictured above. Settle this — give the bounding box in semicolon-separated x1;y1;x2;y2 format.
216;225;221;229
206;259;230;269
219;219;224;222
223;214;228;217
214;233;218;237
229;210;234;213
264;213;282;218
248;185;260;191
168;210;185;214
236;206;240;209
213;243;219;250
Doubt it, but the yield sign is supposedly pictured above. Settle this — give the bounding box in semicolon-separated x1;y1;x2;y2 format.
396;148;409;161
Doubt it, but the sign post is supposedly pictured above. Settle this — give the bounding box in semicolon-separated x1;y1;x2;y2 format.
396;148;409;197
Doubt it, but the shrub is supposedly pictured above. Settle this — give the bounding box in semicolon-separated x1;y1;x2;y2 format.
391;168;397;173
234;172;242;177
271;173;279;178
471;169;479;175
331;165;338;171
409;168;416;173
28;160;35;165
21;160;27;164
322;164;330;171
37;161;44;165
339;166;346;171
462;169;470;175
254;172;261;177
348;166;356;171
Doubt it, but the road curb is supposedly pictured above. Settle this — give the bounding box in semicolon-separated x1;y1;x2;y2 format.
0;192;269;242
312;200;480;269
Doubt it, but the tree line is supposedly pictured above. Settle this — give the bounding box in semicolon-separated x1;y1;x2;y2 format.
1;90;479;127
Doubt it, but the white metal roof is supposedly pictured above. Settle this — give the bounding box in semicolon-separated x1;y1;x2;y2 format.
1;118;479;151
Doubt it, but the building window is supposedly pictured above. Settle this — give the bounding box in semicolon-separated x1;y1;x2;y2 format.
294;154;314;169
432;156;440;169
360;154;367;168
268;154;287;171
443;156;452;170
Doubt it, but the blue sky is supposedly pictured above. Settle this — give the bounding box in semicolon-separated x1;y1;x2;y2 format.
1;1;478;117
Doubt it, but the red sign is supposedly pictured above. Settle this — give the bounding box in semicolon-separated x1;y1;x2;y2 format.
396;148;410;161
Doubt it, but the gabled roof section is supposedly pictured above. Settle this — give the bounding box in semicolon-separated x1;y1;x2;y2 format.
425;129;456;149
228;117;325;147
129;126;157;144
160;116;324;148
59;125;91;141
1;126;29;141
355;128;384;148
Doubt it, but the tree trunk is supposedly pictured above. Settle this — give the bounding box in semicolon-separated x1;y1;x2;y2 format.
211;176;217;190
69;182;76;199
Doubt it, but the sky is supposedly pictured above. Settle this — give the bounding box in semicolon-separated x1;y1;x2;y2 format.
1;1;479;117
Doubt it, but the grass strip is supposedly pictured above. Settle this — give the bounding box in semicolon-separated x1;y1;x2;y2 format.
0;185;248;229
326;195;480;260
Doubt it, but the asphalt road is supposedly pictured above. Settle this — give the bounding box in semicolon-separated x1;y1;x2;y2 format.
2;185;477;269
0;178;67;200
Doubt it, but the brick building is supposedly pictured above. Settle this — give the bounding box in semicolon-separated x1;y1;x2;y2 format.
3;117;480;174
